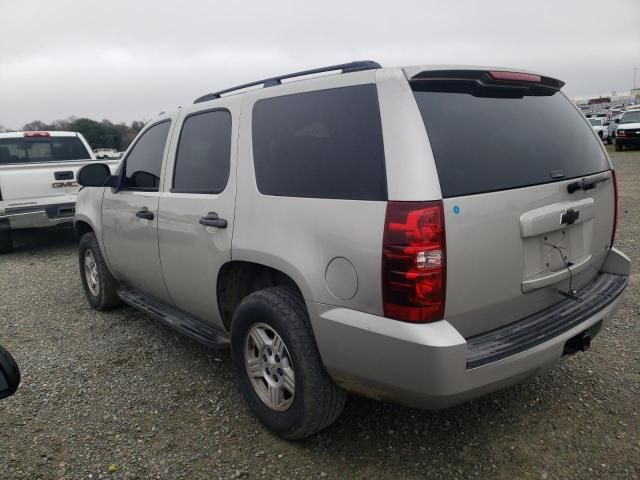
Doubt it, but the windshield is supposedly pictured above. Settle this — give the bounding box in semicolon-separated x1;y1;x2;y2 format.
412;82;609;197
0;136;91;164
589;118;602;126
620;111;640;124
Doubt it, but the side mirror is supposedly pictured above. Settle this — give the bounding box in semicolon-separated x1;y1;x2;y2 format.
0;344;20;400
77;163;114;187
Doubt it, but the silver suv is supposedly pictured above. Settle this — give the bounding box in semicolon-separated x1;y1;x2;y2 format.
75;61;630;439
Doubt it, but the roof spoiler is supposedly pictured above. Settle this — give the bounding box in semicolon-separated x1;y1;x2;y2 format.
410;69;565;92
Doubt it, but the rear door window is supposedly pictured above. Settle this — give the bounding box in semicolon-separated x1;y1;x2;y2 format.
173;110;232;193
252;84;387;201
0;136;91;164
122;121;171;191
412;82;609;198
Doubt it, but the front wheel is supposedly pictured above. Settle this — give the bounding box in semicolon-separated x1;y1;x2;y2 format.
78;232;122;310
0;229;12;254
230;287;346;440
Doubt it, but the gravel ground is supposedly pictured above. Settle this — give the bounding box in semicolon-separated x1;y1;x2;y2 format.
0;145;638;480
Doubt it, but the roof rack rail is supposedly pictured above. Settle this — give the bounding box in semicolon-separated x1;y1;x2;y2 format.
193;60;381;104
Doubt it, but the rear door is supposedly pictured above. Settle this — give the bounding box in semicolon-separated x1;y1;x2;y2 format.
101;120;173;301
409;70;615;337
0;133;94;207
157;106;236;330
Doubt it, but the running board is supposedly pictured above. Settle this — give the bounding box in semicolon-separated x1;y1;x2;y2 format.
117;287;229;350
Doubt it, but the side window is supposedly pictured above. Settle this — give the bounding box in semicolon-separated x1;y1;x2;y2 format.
251;84;387;201
122;121;171;191
173;110;232;193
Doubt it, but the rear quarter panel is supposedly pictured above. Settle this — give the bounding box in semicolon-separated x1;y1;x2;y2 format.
232;72;388;316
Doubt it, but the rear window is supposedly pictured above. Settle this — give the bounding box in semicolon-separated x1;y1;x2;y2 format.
412;83;609;197
252;84;387;200
0;136;91;164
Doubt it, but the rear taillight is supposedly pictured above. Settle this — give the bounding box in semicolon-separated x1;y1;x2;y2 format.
611;170;618;247
382;201;446;323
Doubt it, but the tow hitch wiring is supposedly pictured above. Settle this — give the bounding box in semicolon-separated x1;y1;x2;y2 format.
545;242;584;303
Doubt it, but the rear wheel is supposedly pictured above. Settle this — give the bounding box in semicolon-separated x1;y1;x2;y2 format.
0;229;12;254
230;287;346;440
78;232;121;310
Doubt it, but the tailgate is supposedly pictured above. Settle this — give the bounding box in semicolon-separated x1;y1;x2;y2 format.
0;161;85;208
443;174;614;337
0;160;120;209
409;69;615;337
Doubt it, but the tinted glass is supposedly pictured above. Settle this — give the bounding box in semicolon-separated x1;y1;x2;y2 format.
122;121;171;190
173;110;232;192
0;137;90;164
252;84;386;200
412;85;609;197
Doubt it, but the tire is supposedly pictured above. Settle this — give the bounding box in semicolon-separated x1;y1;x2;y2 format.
78;232;121;310
615;142;623;152
0;229;12;254
230;287;346;440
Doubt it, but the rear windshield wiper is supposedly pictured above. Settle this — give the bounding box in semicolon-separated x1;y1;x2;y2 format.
567;172;611;194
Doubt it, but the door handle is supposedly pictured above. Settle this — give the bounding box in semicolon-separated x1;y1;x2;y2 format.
54;171;74;180
135;208;154;220
199;212;227;228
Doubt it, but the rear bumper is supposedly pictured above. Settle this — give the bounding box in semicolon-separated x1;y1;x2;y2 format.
309;249;630;410
0;203;76;230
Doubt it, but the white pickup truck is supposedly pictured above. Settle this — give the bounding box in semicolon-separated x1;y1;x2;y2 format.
0;131;119;253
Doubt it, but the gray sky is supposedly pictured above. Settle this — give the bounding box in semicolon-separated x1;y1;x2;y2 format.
1;0;639;129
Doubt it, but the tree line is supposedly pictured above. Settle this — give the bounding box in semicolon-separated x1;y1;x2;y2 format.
0;117;147;151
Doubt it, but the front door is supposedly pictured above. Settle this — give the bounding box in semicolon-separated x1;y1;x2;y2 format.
102;119;174;301
157;107;236;330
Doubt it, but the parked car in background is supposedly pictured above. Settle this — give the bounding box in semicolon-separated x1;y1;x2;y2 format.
0;131;119;253
93;148;120;159
588;117;612;143
615;108;640;151
75;62;629;439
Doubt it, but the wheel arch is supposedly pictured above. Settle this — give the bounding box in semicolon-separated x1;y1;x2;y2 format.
74;218;95;238
217;260;307;331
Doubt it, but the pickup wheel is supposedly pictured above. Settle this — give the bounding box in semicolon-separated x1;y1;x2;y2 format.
78;232;121;310
230;287;346;440
0;229;12;254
